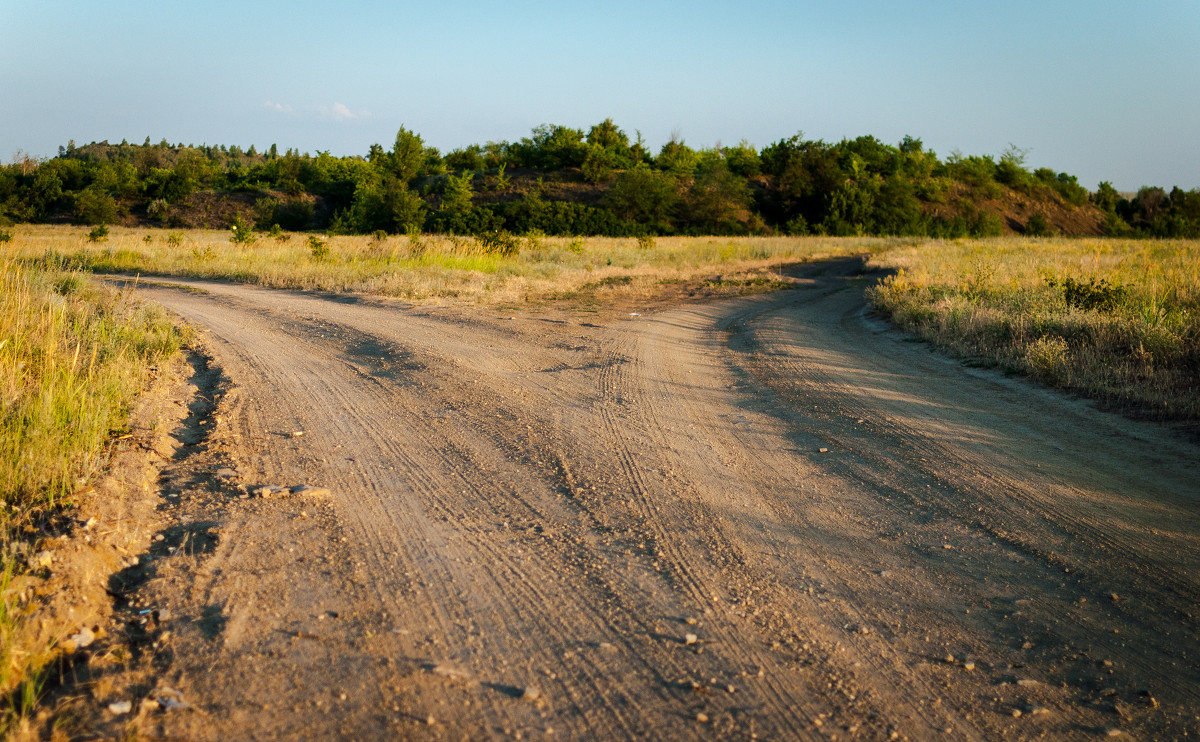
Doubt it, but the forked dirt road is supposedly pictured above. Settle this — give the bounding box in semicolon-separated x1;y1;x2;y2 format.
93;258;1198;739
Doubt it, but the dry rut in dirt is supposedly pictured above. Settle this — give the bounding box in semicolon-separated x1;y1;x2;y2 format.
78;259;1198;740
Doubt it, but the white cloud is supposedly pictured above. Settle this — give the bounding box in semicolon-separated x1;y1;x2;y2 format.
264;100;294;114
319;102;368;121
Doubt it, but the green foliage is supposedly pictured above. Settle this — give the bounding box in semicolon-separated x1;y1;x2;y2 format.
146;198;169;221
493;163;511;192
308;234;330;261
74;187;119;225
475;229;520;257
1092;181;1120;213
384;127;436;185
636;234;656;250
510;124;588;169
604;164;679;231
87;224;109;243
679;162;752;233
1045;275;1128;313
439;171;475;214
0;230;11;244
581;145;616;184
406;225;426;256
166;232;184;246
656;136;699;176
229;214;256;244
0;127;1177;240
1024;213;1052;236
444;145;484;172
723;140;762;177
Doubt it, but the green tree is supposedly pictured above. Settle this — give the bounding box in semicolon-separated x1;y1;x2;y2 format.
656;136;699;176
387;127;431;184
604;164;679;231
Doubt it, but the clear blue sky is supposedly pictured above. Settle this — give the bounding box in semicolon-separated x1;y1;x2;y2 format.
3;0;1197;191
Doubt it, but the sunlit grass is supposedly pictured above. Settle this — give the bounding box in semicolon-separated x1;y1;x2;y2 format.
9;225;890;305
869;237;1200;420
0;244;183;714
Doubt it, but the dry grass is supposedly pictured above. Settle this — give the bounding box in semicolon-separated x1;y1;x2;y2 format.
8;225;891;306
0;245;182;725
868;237;1200;421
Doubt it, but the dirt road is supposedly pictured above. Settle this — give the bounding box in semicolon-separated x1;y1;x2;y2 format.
91;258;1198;739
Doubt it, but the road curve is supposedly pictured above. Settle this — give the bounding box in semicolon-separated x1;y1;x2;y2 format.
112;258;1199;740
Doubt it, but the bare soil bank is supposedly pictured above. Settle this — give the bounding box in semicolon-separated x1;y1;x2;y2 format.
30;259;1200;740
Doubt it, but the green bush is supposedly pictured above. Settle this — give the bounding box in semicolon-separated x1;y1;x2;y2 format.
0;230;12;243
308;234;330;261
87;224;109;243
146;198;170;221
475;229;520;257
1025;213;1051;236
1045;275;1128;313
229;214;256;244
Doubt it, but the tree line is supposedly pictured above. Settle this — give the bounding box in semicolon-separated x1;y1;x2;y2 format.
1;121;1197;238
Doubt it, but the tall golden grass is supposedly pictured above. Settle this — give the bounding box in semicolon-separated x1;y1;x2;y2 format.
868;237;1200;420
0;244;182;717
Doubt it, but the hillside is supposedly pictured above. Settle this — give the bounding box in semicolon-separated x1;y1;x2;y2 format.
2;123;1195;237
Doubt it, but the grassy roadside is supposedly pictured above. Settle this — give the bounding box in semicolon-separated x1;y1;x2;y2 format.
0;244;182;729
9;225;886;305
868;237;1200;422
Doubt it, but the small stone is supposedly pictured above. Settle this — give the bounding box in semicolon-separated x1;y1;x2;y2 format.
34;551;54;568
963;661;976;671
1104;729;1123;737
944;654;956;664
685;617;698;625
818;448;829;453
521;685;541;702
107;700;132;715
1021;641;1034;650
1030;706;1050;716
598;642;618;653
1017;679;1039;687
155;534;165;542
155;608;171;622
291;431;305;438
726;684;736;694
155;688;190;711
426;715;436;726
431;664;471;681
215;468;237;480
84;517;98;529
1011;708;1022;718
696;713;709;723
684;634;699;645
67;626;95;650
291;485;332;497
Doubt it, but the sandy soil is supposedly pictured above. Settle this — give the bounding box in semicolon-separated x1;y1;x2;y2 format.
52;258;1199;740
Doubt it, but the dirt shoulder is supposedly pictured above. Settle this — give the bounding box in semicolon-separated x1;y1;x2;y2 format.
23;259;1200;740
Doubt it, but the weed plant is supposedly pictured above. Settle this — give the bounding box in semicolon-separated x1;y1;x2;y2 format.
868;238;1200;420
